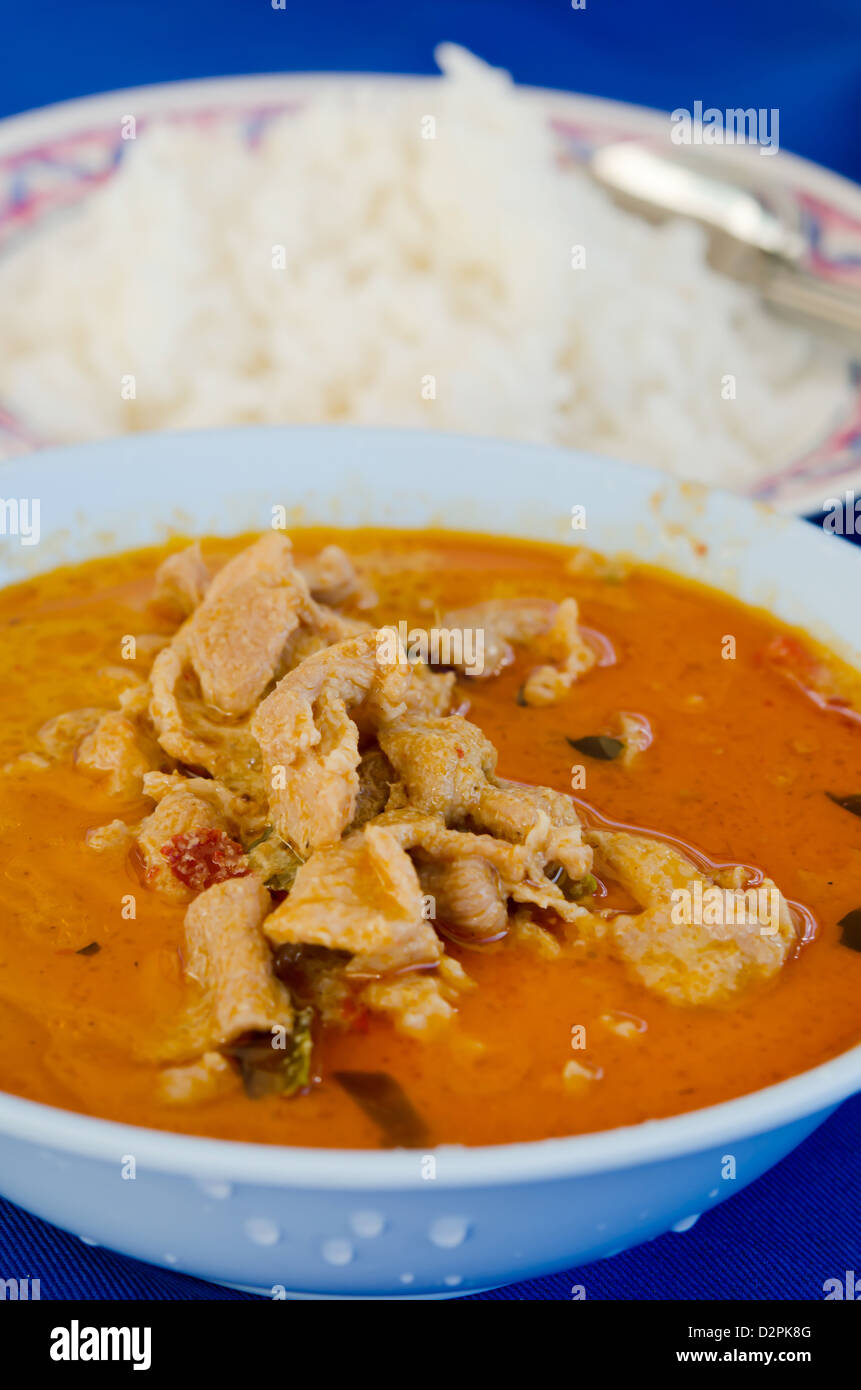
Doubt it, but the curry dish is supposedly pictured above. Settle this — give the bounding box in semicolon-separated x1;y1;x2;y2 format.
0;528;860;1149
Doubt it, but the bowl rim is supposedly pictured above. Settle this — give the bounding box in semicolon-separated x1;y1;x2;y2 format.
2;68;860;219
0;1043;858;1189
0;422;858;1191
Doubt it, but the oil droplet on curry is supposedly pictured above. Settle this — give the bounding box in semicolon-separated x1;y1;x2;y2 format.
0;528;859;1149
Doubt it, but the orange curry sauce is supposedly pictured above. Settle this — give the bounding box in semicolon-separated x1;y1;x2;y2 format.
0;529;859;1147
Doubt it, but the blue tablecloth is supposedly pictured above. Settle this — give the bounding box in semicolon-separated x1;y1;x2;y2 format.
1;1095;858;1300
1;0;861;181
0;0;859;1302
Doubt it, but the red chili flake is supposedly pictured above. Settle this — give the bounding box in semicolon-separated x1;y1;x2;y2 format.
760;634;823;692
340;998;370;1033
764;634;819;677
160;829;249;892
761;635;861;728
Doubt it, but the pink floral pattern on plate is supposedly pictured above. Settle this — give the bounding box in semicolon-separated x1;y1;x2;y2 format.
1;95;860;513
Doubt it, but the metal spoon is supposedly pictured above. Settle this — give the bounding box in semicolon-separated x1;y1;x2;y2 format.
590;142;861;346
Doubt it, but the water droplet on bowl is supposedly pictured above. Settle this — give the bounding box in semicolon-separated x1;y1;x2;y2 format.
349;1210;385;1238
198;1179;233;1200
244;1217;280;1246
429;1216;470;1249
672;1213;700;1233
322;1238;354;1266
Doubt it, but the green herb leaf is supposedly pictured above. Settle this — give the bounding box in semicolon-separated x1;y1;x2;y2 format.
546;864;599;901
838;908;861;952
280;1007;314;1097
566;735;625;761
265;868;300;892
245;825;273;852
222;1009;314;1099
76;942;101;956
562;871;598;901
334;1070;429;1148
827;793;861;819
273;942;352;1001
248;836;302;893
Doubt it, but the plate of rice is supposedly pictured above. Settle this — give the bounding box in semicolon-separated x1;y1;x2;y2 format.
1;44;860;513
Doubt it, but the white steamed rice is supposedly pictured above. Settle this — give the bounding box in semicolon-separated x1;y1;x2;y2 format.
0;45;841;488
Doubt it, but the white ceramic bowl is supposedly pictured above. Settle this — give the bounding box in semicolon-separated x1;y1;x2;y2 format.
0;425;858;1297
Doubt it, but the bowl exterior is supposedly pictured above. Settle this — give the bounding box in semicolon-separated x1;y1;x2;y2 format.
0;1108;836;1297
0;426;858;1295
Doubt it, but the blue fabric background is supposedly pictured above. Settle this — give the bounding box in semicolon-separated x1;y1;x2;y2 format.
0;1095;858;1300
2;0;860;180
0;0;859;1301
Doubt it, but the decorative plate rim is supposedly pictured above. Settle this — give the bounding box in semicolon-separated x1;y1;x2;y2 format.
1;71;861;515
